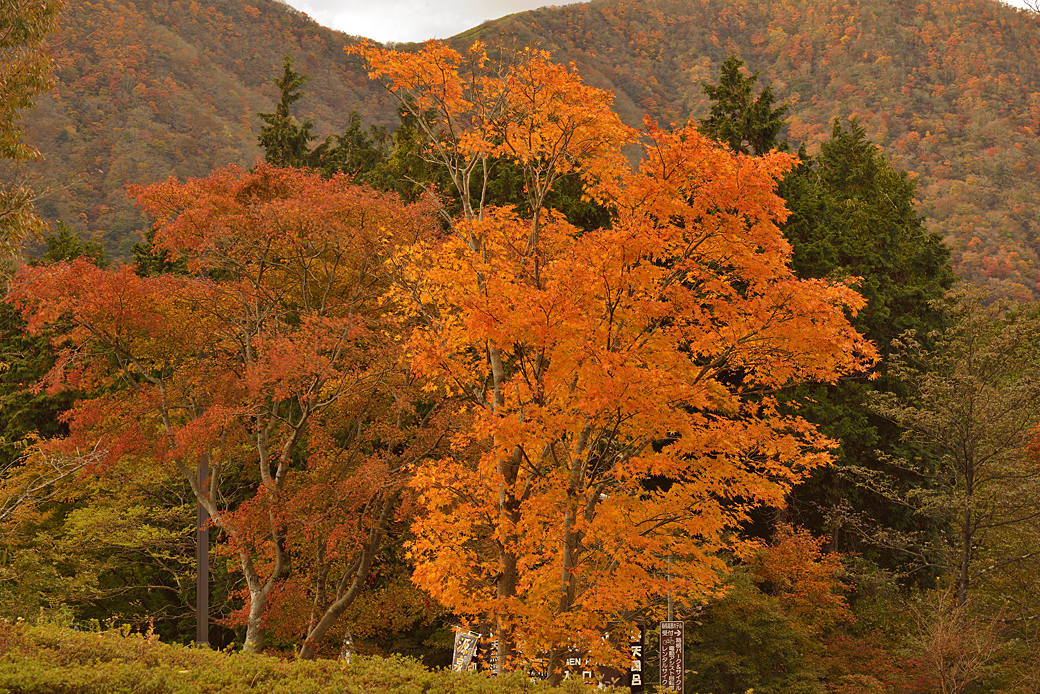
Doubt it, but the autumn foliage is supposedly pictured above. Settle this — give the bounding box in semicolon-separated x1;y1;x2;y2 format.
8;37;880;668
353;40;876;674
12;0;1040;684
10;164;437;655
20;0;1040;300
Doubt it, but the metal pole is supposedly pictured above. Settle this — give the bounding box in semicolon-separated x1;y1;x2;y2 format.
667;554;674;622
196;455;210;647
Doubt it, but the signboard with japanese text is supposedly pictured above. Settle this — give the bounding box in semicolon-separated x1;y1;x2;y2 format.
473;635;499;674
585;619;646;692
469;620;646;691
451;630;481;672
627;618;646;692
659;620;684;694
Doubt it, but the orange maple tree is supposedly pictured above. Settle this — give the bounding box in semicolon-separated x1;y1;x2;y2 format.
9;164;438;655
355;40;876;676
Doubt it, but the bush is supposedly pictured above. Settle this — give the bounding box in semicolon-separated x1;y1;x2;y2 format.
0;621;569;694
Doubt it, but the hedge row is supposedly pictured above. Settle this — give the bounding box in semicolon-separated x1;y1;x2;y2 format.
0;622;586;694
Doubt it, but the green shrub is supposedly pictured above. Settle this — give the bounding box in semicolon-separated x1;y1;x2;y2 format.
0;621;579;694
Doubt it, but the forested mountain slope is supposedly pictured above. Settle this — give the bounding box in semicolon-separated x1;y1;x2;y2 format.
26;0;1040;299
28;0;397;256
470;0;1040;300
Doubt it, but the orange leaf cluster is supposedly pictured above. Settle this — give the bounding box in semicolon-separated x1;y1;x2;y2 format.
355;41;877;671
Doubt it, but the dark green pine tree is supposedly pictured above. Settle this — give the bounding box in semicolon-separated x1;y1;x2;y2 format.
699;55;788;156
257;56;317;169
257;56;388;180
783;120;954;349
131;226;188;278
700;58;955;576
317;111;389;183
780;121;954;568
0;301;75;471
32;220;108;268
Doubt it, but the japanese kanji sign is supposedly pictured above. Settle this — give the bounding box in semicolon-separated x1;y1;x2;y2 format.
659;620;684;694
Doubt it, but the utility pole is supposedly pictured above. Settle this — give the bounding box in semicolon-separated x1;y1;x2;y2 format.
661;555;684;694
667;554;674;621
196;455;210;647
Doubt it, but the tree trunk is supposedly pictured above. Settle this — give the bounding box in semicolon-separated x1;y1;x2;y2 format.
239;519;289;654
958;463;974;607
495;445;523;674
959;500;972;607
547;468;584;686
243;586;269;653
496;535;519;674
298;492;397;660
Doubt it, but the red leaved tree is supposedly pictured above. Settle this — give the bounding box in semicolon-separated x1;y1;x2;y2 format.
10;164;439;655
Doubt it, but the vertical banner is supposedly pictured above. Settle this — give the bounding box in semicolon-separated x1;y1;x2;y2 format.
659;620;684;694
597;619;646;691
628;618;646;693
474;635;499;674
451;630;481;672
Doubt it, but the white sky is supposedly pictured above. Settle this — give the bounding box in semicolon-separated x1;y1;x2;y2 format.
282;0;1036;44
281;0;581;43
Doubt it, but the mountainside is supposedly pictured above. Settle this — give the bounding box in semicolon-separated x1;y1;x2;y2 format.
468;0;1040;300
25;0;1040;299
29;0;396;257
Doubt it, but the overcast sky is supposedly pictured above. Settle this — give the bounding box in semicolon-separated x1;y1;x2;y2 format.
281;0;581;43
282;0;577;43
282;0;1035;44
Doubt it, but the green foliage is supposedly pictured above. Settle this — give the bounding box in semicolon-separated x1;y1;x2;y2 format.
368;102;455;204
777;119;954;574
687;575;827;694
31;221;108;268
257;56;319;169
478;157;611;234
0;621;567;694
685;528;851;694
0;455;232;646
782;120;954;348
0;541;101;623
873;291;1040;608
131;228;188;277
317;110;390;183
0;303;74;471
699;55;788;155
257;56;388;180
